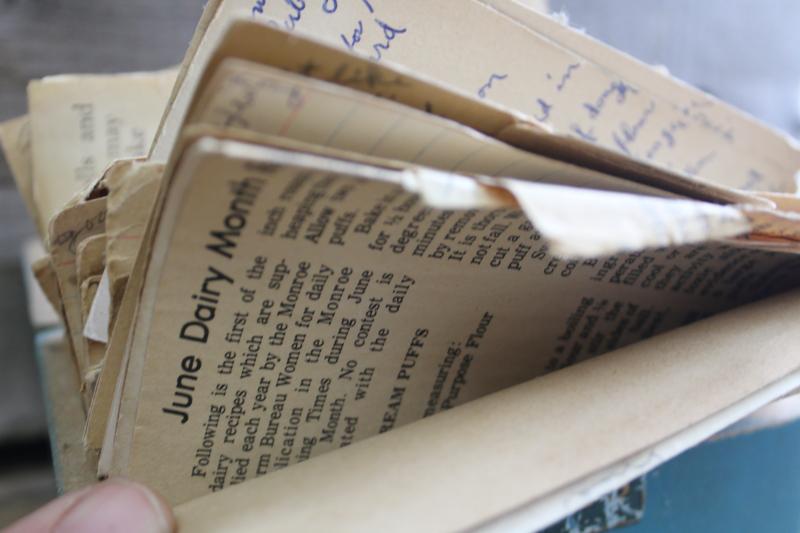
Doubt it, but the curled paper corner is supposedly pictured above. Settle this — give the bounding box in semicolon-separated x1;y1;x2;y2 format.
400;168;511;210
403;167;753;259
542;212;751;259
503;181;752;258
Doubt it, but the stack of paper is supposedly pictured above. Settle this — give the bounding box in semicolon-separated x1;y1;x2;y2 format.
4;2;800;531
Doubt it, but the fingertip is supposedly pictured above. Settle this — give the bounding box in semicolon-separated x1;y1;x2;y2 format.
51;478;175;533
111;479;176;533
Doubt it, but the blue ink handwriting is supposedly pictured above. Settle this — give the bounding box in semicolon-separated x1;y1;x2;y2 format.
741;169;764;190
683;151;717;176
691;111;734;142
556;63;581;91
612;101;656;154
341;20;364;49
676;101;735;142
339;2;406;62
322;0;337;13
571;124;597;142
477;73;508;99
644;120;688;159
534;98;552;122
251;0;305;30
252;0;267;15
370;19;407;61
283;0;305;30
584;80;638;119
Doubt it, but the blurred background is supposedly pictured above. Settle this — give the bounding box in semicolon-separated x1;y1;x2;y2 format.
1;0;799;527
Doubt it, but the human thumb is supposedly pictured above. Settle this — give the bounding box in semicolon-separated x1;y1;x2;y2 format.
3;478;175;533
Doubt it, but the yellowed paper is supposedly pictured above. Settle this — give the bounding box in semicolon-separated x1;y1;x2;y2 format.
62;2;795;499
152;3;798;196
103;160;164;327
84;257;143;450
92;118;776;456
756;192;800;214
76;234;106;290
193;20;765;206
189;57;799;252
113;137;800;503
481;0;800;190
86;159;173;451
49;197;107;387
83;162;164;436
0;116;37;228
28;69;176;237
86;45;708;443
175;288;800;532
75;235;108;395
151;0;224;158
188;57;665;197
84;161;163;449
